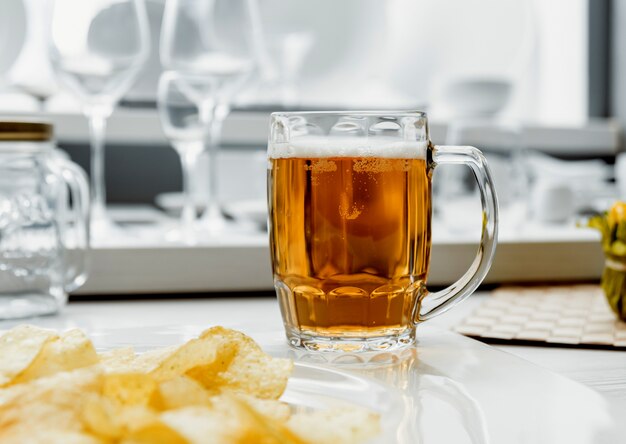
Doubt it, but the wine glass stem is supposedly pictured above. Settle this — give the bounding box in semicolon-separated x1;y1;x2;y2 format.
199;101;226;225
87;112;108;223
179;147;200;240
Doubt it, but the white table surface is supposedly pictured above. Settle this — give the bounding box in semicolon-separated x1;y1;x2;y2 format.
435;294;626;409
2;292;625;443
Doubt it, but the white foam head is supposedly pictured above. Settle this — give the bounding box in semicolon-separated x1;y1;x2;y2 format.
269;136;427;159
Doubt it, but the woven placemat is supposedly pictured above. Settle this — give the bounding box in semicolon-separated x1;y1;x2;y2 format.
456;285;626;350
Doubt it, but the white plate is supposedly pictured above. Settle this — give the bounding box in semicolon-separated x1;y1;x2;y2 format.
90;324;626;443
5;306;624;444
283;363;402;443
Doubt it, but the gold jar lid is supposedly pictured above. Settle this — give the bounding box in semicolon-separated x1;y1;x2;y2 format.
0;121;53;141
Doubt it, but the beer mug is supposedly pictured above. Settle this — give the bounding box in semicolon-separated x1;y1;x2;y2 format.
268;111;498;352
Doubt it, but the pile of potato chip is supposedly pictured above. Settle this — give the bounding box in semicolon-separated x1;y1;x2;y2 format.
0;325;379;443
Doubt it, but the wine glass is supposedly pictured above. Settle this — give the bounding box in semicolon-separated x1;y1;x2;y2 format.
157;71;206;244
160;0;258;233
48;0;150;239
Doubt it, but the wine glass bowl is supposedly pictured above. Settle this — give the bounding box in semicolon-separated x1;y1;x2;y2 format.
48;0;150;239
158;72;206;142
49;1;149;108
160;0;254;78
160;0;258;233
157;71;207;244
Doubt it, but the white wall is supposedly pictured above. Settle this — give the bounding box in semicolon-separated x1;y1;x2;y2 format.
268;0;589;124
612;0;626;147
384;0;588;124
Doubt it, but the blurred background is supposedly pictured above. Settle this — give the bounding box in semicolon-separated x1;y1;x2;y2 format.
0;0;623;293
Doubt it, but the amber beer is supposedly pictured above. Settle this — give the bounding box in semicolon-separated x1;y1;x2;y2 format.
269;142;432;342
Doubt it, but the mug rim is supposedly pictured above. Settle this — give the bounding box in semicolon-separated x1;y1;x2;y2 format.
270;110;427;119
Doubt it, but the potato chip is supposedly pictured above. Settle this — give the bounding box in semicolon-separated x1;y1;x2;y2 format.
97;347;165;407
102;372;157;406
149;339;223;382
12;329;99;384
97;404;189;444
186;327;293;399
125;346;178;374
287;407;381;444
227;393;291;423
37;430;104;444
0;325;378;444
0;325;58;386
230;395;308;444
121;421;189;444
81;393;123;439
0;367;103;441
100;342;214;407
82;395;189;444
161;404;258;444
150;376;212;411
98;346;136;371
0;402;80;442
118;404;161;432
2;429;104;444
0;365;102;409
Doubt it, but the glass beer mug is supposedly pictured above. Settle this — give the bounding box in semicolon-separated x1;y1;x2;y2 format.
268;111;498;351
0;122;89;319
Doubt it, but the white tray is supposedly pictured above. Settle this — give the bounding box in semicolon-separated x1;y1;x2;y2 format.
76;209;603;295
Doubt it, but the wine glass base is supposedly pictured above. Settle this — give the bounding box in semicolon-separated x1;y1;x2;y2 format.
164;225;202;246
90;214;137;246
198;212;255;236
0;292;63;320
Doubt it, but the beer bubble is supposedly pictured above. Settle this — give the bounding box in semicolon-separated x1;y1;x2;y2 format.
304;159;337;185
339;192;363;220
303;159;337;173
353;158;411;174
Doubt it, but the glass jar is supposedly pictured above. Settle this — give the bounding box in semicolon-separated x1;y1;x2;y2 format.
0;121;89;319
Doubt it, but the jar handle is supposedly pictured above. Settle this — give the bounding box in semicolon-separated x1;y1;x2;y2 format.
58;160;90;292
415;145;499;321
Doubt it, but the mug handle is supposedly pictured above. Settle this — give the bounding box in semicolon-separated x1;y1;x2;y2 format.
416;145;499;321
58;160;90;292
